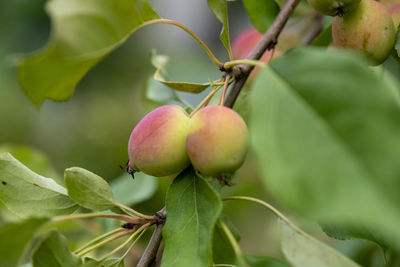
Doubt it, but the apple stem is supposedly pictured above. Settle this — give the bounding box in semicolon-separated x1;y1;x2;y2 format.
220;74;231;106
76;229;134;257
219;219;248;266
74;228;126;254
140;19;224;68
189;85;223;118
52;213;142;223
116;203;156;221
98;223;151;261
222;60;266;71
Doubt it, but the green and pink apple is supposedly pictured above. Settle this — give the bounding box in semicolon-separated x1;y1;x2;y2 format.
186;106;248;177
128;105;190;177
332;0;396;65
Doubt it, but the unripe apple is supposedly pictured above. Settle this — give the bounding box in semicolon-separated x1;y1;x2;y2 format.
128;105;190;177
332;0;396;65
389;3;400;28
308;0;360;16
186;106;248;177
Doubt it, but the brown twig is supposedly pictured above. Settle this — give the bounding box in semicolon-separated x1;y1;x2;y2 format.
137;207;166;267
224;0;302;108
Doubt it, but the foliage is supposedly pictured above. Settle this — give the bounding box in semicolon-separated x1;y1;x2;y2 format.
1;0;400;266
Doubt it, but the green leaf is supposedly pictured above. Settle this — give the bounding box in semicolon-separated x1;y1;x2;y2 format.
321;223;389;250
0;144;62;185
311;25;332;47
141;76;180;110
242;0;280;33
32;231;82;267
151;52;210;93
233;86;251;123
245;254;290;267
16;0;160;106
212;219;237;265
280;220;360;267
250;48;400;247
161;167;222;267
0;153;77;218
64;167;115;211
110;172;157;206
207;0;233;59
0;218;48;267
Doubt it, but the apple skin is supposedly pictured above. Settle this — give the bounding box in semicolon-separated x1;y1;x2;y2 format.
308;0;360;16
128;105;190;177
389;3;400;28
186;106;248;177
381;0;400;9
332;0;396;65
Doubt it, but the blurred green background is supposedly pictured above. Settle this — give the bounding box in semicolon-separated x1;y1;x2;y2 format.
0;0;390;266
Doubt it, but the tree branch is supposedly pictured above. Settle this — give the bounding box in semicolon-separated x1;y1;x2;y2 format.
137;207;166;267
224;0;302;108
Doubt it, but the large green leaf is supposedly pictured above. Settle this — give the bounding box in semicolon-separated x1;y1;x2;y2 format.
110;172;157;206
321;223;388;250
0;218;48;267
16;0;160;106
0;153;77;218
32;231;82;267
242;0;280;33
64;167;115;211
250;48;400;247
207;0;232;59
161;168;222;267
0;144;61;184
280;220;360;267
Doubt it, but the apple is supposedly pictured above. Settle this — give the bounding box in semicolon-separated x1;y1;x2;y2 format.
332;0;396;65
186;106;248;177
128;105;190;177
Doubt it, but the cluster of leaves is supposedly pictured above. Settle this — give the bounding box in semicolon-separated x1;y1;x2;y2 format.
2;0;400;266
0;152;158;266
0;151;362;267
